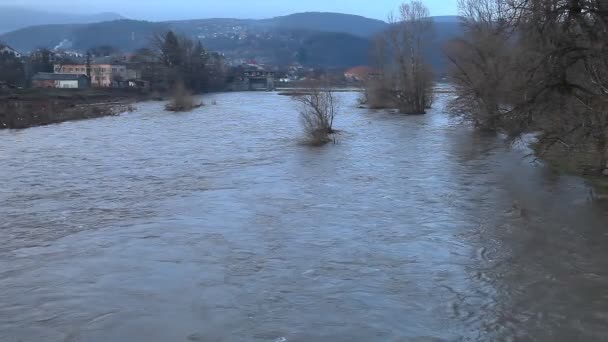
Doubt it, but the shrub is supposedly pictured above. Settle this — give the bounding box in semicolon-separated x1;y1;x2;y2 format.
292;85;338;146
165;82;202;112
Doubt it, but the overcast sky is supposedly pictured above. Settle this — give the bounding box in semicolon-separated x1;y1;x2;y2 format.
5;0;458;21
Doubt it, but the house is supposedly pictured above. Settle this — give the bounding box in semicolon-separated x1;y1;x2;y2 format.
0;44;21;58
54;63;127;87
344;66;380;82
32;73;89;89
243;65;276;91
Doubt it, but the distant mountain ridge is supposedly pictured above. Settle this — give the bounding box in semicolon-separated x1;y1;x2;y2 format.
0;6;124;33
0;12;462;70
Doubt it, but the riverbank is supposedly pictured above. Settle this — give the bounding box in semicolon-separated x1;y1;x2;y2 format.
530;138;608;198
0;89;156;129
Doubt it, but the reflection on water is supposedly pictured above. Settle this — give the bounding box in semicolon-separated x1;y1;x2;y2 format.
0;92;607;341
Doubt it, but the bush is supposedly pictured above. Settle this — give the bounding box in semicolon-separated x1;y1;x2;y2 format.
292;85;338;146
165;82;202;112
365;79;395;109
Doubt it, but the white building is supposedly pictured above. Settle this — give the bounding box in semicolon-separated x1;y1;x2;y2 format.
0;44;21;58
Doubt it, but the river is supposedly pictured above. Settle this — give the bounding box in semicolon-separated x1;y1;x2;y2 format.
1;91;607;341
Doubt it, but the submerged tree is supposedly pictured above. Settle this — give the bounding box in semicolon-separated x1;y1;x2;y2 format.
370;1;435;114
446;0;608;176
165;81;202;112
292;83;339;146
509;0;608;176
445;0;515;130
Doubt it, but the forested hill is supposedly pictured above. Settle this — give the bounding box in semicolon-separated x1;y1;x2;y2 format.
0;13;462;70
259;12;388;37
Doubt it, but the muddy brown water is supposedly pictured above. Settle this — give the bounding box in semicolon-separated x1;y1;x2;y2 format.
1;91;607;341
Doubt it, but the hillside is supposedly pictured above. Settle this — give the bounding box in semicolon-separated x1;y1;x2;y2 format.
0;24;79;51
299;32;371;67
1;12;387;52
427;21;464;73
0;14;462;70
0;6;123;33
70;20;170;52
261;12;388;37
1;20;170;52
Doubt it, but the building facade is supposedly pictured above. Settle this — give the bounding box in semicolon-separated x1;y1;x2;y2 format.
32;73;89;89
344;66;380;82
54;64;127;87
232;66;276;91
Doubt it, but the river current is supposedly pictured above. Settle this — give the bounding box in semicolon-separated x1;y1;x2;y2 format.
1;91;607;341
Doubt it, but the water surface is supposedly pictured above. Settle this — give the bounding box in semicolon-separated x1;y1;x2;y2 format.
1;92;607;341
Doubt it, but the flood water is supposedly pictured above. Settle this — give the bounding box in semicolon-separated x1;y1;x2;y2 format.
1;91;608;341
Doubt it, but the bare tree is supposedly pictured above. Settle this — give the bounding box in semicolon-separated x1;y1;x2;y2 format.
150;31;220;93
447;0;608;176
445;0;515;131
371;1;435;114
506;0;608;176
165;81;202;112
292;83;339;145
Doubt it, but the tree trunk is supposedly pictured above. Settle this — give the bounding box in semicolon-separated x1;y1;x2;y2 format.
602;146;608;176
600;137;608;176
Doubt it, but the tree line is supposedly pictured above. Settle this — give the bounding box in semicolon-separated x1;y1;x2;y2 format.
0;47;60;87
133;31;227;93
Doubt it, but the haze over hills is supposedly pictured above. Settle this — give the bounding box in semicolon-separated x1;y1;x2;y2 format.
0;12;462;70
0;6;124;33
430;16;461;23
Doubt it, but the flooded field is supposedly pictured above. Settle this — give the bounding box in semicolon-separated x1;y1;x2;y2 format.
1;91;607;341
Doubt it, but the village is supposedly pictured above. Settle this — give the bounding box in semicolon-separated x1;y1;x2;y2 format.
0;42;378;93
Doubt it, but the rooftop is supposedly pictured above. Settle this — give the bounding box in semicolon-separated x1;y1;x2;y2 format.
345;66;378;75
0;44;21;56
59;56;128;65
